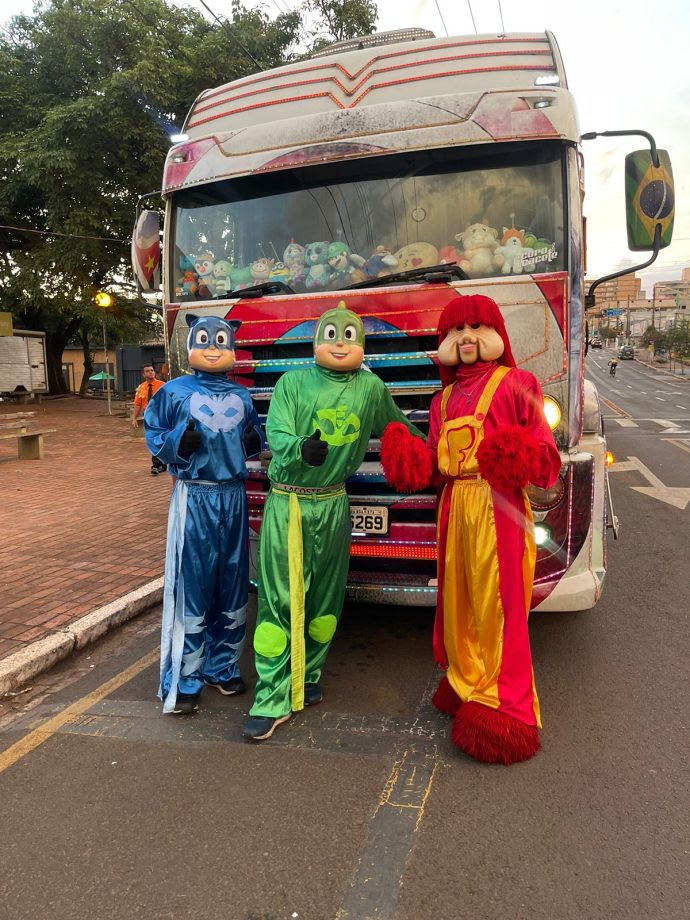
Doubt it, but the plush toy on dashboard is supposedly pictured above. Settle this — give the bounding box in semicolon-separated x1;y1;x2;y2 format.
454;223;500;276
283;241;306;286
438;245;464;267
194;252;216;298
494;226;531;275
304;241;334;289
213;260;234;296
177;255;198;297
326;242;367;287
393;242;439;272
364;245;398;279
269;261;292;286
250;257;274;285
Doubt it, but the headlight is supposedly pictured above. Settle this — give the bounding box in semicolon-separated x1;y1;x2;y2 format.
543;395;562;430
533;523;552;546
527;476;565;510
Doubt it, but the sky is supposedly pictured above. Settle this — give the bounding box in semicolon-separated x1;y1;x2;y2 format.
3;0;689;294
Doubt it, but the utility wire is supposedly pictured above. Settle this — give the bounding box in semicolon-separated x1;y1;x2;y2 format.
467;0;477;34
497;0;506;32
196;0;262;69
0;223;128;244
433;0;449;37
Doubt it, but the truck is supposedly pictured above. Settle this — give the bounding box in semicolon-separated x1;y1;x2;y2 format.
132;28;675;611
0;329;49;399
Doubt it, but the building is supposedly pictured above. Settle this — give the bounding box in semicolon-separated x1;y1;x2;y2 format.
585;274;642;309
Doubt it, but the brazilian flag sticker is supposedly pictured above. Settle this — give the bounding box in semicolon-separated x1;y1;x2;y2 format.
625;149;674;251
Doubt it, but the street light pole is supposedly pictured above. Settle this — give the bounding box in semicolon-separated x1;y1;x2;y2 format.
101;313;112;416
94;291;114;416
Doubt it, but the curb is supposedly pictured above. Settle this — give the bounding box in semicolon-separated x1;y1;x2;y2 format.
633;357;690;381
0;577;164;697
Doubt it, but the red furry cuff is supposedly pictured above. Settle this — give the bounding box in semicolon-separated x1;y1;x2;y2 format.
380;422;433;492
476;425;540;492
451;702;540;765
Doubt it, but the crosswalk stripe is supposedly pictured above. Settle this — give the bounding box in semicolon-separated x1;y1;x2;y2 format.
613;418;639;427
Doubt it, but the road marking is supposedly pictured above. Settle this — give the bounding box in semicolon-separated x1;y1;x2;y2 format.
612;418;639;427
0;648;158;775
626;385;633;388
609;456;690;509
655;397;666;401
337;674;442;920
666;439;690;455
677;405;688;410
601;396;631;418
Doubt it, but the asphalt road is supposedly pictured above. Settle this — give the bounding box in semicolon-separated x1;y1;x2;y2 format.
1;357;688;920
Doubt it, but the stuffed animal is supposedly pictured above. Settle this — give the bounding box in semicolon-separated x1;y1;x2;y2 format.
177;255;198;297
494;227;532;275
393;242;439;272
269;261;292;285
304;242;334;289
326;242;367;287
454;223;499;276
438;245;463;266
364;245;398;278
250;257;274;285
283;241;306;286
213;260;234;295
230;262;253;289
194;252;216;298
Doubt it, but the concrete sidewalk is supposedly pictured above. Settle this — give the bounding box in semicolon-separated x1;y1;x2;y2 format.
0;397;169;693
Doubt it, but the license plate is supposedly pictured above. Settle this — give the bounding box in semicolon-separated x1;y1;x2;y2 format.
351;505;388;535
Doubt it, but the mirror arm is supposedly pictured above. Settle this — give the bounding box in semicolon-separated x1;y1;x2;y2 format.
585;224;661;309
581;130;659;167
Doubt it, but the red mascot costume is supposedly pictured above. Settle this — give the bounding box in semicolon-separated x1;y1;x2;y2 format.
382;294;561;765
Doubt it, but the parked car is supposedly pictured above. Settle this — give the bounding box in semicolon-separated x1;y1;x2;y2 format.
618;345;635;359
590;338;603;349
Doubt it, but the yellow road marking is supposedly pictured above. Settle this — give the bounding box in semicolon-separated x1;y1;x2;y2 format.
0;648;158;775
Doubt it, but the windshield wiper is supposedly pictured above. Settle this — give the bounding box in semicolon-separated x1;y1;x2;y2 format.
226;280;295;299
344;262;469;291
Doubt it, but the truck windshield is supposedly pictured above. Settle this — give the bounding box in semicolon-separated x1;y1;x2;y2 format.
171;142;566;301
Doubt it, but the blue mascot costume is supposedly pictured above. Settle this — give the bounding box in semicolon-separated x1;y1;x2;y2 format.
145;314;262;714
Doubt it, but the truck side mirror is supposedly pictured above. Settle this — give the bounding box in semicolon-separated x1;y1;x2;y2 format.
131;209;162;293
625;148;674;252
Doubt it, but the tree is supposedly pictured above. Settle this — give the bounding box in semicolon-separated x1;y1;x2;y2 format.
0;0;304;392
0;0;379;392
598;324;618;342
305;0;378;51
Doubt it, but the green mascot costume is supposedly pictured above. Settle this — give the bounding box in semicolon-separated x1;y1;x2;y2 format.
243;302;421;741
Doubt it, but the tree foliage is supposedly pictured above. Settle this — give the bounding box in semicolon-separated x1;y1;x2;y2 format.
307;0;378;48
0;0;376;392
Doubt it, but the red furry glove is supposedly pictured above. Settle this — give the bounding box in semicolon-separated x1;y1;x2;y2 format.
476;425;541;492
380;422;433;492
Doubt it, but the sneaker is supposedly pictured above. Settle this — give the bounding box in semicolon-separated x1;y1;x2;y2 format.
171;691;200;714
204;676;246;696
304;682;322;706
242;713;291;742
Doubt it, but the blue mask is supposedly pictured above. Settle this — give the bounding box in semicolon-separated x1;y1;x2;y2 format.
185;314;241;354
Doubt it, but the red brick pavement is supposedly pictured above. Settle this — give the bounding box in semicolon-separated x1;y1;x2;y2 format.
0;397;170;663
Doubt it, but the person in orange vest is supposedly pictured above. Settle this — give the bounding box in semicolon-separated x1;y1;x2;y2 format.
132;364;166;475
